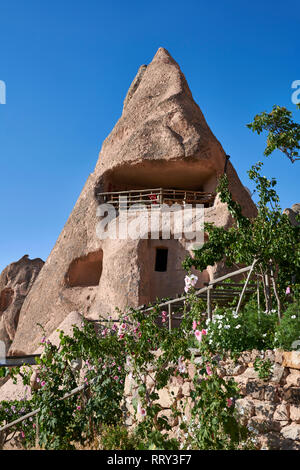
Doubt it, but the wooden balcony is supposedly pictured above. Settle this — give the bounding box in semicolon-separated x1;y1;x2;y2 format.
97;188;215;210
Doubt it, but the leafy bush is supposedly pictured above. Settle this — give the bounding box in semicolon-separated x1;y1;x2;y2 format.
0;290;255;450
0;399;35;449
274;303;300;350
205;301;277;354
96;424;139;450
253;358;273;381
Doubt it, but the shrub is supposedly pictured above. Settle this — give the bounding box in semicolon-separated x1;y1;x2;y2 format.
205;301;277;354
274;302;300;350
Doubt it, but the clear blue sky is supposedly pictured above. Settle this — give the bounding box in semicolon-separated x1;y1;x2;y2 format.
0;0;299;272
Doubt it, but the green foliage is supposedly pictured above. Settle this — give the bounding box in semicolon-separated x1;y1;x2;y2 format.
184;162;300;312
181;350;250;450
274;303;300;351
205;302;277;354
253;357;273;381
97;424;139;450
0;292;255;450
0;399;35;448
247;105;300;163
2;321;127;450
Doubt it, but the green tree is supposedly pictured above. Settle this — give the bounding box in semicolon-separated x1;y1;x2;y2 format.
247;105;300;163
183;162;300;317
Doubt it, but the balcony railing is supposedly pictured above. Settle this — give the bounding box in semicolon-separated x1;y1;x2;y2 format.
97;188;215;210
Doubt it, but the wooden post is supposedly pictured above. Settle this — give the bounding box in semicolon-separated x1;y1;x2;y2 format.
207;288;212;320
35;414;39;448
265;273;271;313
270;264;281;320
168;303;172;332
257;279;260;314
236;259;258;315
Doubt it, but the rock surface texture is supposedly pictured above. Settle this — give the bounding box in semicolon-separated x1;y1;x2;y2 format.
0;255;44;354
10;48;257;355
283;203;300;227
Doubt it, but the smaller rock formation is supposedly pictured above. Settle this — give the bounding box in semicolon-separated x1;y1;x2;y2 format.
283;203;300;227
0;255;44;353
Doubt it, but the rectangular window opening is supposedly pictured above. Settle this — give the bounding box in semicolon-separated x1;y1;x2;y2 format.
155;248;168;272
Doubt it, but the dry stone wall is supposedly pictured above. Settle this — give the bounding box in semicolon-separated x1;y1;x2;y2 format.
124;349;300;450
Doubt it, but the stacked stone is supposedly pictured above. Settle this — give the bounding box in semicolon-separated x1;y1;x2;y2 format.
123;350;300;450
221;349;300;450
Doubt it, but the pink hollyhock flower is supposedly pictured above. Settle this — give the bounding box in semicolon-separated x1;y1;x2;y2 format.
192;320;197;330
227;398;233;407
162;311;167;317
77;405;81;410
195;330;202;342
286;286;291;295
184;274;198;293
137;402;147;417
206;365;212;376
113;376;119;381
41;381;46;387
201;329;207;336
119;334;125;340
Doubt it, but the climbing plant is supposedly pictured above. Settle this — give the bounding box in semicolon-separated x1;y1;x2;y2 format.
183;161;300;316
0;289;255;450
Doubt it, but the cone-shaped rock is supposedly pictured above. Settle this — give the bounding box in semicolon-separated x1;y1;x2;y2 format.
10;48;257;354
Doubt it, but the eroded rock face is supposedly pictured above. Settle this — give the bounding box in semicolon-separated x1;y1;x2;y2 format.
283;203;300;227
0;255;44;353
11;48;257;354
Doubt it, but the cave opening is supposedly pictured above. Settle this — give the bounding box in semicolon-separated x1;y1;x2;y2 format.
65;250;103;288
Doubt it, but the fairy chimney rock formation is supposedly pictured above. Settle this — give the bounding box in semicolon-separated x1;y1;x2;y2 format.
0;255;44;353
10;48;257;355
